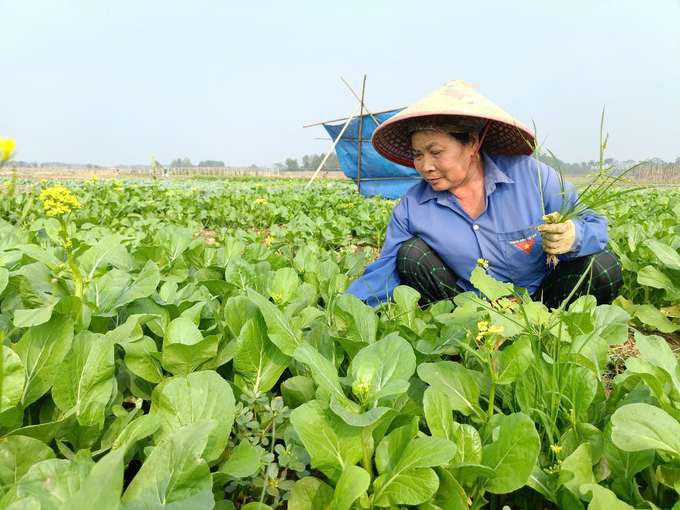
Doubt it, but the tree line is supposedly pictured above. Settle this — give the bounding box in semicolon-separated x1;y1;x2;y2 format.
274;153;342;173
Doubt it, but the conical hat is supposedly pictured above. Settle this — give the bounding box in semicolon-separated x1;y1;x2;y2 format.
372;80;535;168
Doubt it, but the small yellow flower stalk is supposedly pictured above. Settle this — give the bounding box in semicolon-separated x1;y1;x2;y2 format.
0;138;16;162
39;185;84;298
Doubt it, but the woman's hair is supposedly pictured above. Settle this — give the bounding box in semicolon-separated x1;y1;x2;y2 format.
447;131;476;146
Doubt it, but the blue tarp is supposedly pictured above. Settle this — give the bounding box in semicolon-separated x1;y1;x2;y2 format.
323;110;422;199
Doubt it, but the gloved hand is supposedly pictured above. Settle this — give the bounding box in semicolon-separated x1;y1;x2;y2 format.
537;220;576;254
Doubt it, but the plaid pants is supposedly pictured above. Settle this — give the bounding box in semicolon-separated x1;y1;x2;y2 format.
396;237;623;309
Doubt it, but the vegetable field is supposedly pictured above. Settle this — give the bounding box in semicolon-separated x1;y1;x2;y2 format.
0;174;678;509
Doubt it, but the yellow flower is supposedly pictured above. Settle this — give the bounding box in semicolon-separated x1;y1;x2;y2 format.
477;321;489;332
63;237;72;249
263;236;274;245
113;186;123;191
488;325;505;335
90;175;98;181
40;179;46;184
152;163;156;169
116;180;122;186
0;138;16;161
550;444;563;454
191;187;196;191
173;183;178;187
39;185;82;216
147;200;154;205
382;209;388;213
477;258;489;266
348;203;355;208
151;154;155;159
254;198;267;205
3;181;10;187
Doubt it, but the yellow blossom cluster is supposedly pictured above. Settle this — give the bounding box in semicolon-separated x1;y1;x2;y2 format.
90;175;98;182
475;321;504;341
254;198;267;205
113;187;123;191
549;444;563;454
263;236;274;246
0;138;16;161
39;185;82;216
477;258;489;267
382;209;388;214
3;182;10;187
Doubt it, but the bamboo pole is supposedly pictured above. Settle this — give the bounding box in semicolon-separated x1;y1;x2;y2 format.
342;76;381;128
356;75;366;194
305;101;361;189
303;107;403;128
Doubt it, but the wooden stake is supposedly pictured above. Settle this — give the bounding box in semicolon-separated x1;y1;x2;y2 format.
357;75;366;194
305;101;361;189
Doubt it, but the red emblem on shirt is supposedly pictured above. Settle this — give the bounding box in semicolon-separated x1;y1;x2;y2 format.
509;234;536;254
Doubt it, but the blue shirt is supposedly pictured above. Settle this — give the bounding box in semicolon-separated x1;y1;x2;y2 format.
347;153;609;306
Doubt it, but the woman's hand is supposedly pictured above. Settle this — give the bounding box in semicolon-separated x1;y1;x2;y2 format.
537;220;576;254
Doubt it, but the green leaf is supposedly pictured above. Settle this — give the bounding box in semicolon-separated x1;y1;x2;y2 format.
121;421;216;509
423;387;454;440
451;423;483;465
634;305;679;333
645;239;680;270
289;400;363;480
281;376;316;409
293;345;357;411
638;265;675;292
233;317;290;393
161;317;218;376
393;285;421;328
0;436;55;487
603;423;654;479
14;458;90;509
372;467;439;507
63;448;125;510
112;260;160;310
288;476;334;510
223;295;260;338
0;347;25;427
611;403;680;457
332;465;370;510
635;330;680;396
393;437;457;471
333;294;378;351
375;419;419;475
417;361;481;417
558;443;595;499
493;336;534;385
481;412;540;494
247;288;303;356
470;266;514;301
267;267;300;304
122;336;164;384
581;484;636;510
14;315;74;407
77;234;130;280
350;334;415;403
149;371;235;463
52;331;115;426
219;441;260;478
13;307;53;328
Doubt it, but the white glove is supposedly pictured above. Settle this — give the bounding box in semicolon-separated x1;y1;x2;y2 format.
537;220;576;255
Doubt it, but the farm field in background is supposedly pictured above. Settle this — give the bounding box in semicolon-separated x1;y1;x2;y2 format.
0;174;678;509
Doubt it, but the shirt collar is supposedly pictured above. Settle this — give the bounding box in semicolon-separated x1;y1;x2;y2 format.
416;152;514;205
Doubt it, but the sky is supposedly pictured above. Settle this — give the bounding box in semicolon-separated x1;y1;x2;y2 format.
0;0;678;167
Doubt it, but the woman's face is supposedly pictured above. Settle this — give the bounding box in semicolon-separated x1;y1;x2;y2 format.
411;131;479;193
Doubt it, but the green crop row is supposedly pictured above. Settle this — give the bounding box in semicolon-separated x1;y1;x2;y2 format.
0;175;677;509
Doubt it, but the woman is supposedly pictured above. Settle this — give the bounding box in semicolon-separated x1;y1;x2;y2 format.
347;80;622;309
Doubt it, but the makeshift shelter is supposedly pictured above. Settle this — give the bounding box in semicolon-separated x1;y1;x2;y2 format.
305;77;422;199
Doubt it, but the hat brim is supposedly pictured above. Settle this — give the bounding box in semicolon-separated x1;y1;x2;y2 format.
372;112;535;168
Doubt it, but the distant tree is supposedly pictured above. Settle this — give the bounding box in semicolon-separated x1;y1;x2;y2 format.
273;162;285;171
649;157;666;165
248;164;258;169
301;155;311;171
198;160;225;167
285;158;300;172
170;158;183;167
182;157;193;167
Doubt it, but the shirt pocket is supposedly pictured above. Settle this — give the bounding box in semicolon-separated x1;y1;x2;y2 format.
497;219;544;281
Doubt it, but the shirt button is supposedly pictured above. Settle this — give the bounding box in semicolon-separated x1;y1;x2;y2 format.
473;224;479;231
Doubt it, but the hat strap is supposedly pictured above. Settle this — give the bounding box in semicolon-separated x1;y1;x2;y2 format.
470;120;491;161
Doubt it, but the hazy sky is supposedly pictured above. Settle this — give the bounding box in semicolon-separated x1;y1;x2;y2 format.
1;0;678;167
